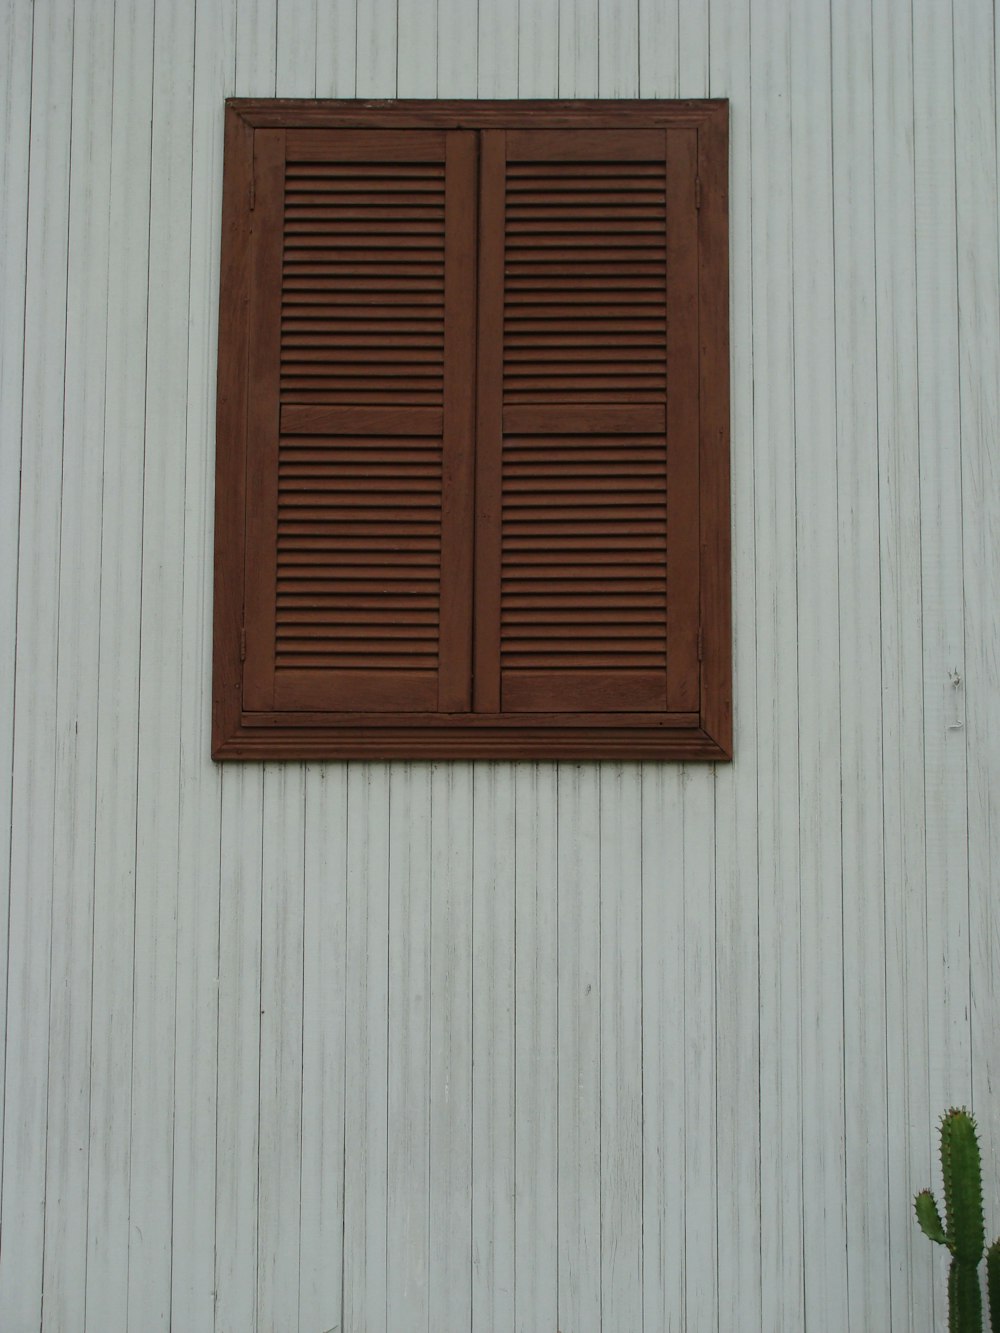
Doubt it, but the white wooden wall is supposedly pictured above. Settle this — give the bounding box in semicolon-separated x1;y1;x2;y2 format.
1;0;998;1328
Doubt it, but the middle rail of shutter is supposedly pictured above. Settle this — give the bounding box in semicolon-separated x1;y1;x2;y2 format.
243;128;476;714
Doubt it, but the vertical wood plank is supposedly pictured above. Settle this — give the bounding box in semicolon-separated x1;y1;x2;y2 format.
912;17;972;1288
215;9;272;1329
38;3;114;1329
641;768;687;1331
342;765;391;1333
681;773;719;1329
831;2;892;1328
127;0;197;1321
871;0;933;1323
599;764;644;1329
85;1;155;1322
214;768;264;1332
518;0;558;96
478;0;518;96
709;0;763;1325
953;0;1000;1233
299;766;349;1333
234;0;276;96
513;764;558;1332
257;766;306;1333
559;0;598;98
677;0;708;96
385;764;432;1330
696;107;733;752
0;0;72;1322
315;0;356;98
665;127;702;714
473;129;505;714
356;0;397;97
556;766;602;1331
397;0;437;97
789;0;849;1324
437;0;478;96
276;0;316;94
638;0;679;96
749;3;805;1326
242;127;284;712
438;131;478;713
471;765;516;1330
211;101;253;752
598;0;637;96
0;1;33;1221
428;763;474;1330
168;3;232;1327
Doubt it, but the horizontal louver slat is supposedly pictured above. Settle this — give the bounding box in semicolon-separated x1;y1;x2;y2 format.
496;145;671;709
499;435;668;674
502;154;666;405
280;157;445;406
273;432;443;671
273;148;452;685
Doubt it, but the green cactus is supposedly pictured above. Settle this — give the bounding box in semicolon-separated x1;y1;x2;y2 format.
915;1108;1000;1332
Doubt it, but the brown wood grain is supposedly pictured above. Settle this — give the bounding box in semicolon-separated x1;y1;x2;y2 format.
275;670;438;711
280;404;443;435
502;404;665;434
285;128;447;159
503;671;667;713
214;724;724;761
241;128;285;712
212;101;731;760
505;129;667;159
242;709;700;730
211;107;255;758
495;131;677;717
228;99;728;131
664;127;702;712
437;131;478;712
696;102;732;756
472;130;506;713
275;133;453;713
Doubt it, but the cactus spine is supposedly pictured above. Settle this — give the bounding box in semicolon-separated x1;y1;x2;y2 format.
915;1108;1000;1332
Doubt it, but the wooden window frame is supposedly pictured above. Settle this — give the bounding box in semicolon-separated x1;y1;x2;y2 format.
213;99;731;760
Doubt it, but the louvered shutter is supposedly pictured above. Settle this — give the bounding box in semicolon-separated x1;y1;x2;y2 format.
242;128;476;713
214;101;730;760
474;128;702;716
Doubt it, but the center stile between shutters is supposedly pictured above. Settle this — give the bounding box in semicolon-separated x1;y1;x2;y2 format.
213;101;731;760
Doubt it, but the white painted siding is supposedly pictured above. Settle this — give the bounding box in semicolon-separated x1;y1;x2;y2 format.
1;0;997;1328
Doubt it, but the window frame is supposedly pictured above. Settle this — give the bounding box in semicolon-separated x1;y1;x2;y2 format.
212;99;731;760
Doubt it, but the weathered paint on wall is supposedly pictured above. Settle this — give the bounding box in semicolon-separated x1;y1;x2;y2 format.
0;0;997;1328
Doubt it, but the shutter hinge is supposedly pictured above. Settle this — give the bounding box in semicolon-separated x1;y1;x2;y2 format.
697;625;704;661
240;625;247;662
695;176;702;209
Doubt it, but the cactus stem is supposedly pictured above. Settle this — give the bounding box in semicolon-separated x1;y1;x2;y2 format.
916;1108;992;1333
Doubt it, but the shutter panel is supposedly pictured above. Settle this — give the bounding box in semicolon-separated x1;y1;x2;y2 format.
475;129;701;715
243;128;476;714
214;101;730;760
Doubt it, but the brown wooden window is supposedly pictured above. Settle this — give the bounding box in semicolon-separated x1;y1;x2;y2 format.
213;100;730;760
